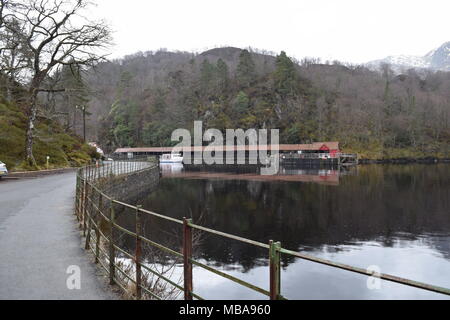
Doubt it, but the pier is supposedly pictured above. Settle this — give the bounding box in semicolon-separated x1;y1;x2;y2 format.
114;141;358;167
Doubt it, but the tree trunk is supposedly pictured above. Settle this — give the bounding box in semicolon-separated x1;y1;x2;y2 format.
25;91;38;167
72;104;77;135
5;79;12;101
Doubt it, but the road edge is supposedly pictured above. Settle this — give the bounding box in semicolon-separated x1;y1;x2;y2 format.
8;167;78;178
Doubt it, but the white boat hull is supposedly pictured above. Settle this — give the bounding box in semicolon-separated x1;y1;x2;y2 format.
160;159;183;163
159;153;183;164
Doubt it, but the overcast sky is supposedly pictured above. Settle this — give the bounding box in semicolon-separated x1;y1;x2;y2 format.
92;0;450;63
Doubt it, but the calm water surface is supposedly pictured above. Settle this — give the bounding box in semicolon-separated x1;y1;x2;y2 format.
118;164;450;299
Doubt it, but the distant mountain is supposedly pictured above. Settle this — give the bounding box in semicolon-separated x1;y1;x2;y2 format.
367;41;450;72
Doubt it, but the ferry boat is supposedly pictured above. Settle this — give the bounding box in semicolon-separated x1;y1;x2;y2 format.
159;153;183;164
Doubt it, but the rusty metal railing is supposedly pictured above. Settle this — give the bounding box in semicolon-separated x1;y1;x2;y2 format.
75;158;450;300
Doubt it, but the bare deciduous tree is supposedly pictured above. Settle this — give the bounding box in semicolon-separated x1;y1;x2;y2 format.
0;0;10;28
0;17;30;100
2;0;111;166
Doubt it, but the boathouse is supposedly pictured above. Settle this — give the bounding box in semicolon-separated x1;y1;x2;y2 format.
113;142;341;158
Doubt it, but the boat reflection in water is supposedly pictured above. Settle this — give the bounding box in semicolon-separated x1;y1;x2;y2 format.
162;163;358;186
160;162;184;174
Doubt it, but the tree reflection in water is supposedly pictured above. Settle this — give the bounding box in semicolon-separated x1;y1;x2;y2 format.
115;164;450;299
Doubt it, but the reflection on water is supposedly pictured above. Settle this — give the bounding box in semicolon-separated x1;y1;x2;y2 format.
121;164;450;299
160;163;183;174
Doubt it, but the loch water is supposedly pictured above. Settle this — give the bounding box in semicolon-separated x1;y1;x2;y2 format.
117;163;450;299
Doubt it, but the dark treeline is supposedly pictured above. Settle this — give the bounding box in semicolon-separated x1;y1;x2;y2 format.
83;47;450;159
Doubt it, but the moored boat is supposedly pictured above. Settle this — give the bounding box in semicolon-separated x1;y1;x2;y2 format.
159;153;183;163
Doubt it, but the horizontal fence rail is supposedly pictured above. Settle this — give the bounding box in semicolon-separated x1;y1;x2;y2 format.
75;157;450;300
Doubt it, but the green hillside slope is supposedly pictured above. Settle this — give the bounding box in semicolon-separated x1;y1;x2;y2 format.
0;96;98;171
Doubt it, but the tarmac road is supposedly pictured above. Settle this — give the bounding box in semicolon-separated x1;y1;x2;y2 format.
0;172;117;299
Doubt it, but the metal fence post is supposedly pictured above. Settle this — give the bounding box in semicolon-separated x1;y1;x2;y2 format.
269;240;281;300
81;179;86;229
135;205;142;300
109;199;116;285
75;175;79;220
74;175;78;217
95;193;103;264
85;183;94;249
78;177;84;222
183;217;193;300
83;182;89;237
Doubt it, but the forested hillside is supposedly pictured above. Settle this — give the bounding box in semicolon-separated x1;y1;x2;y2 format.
78;47;449;159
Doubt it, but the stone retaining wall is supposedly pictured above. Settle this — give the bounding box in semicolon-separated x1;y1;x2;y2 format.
97;165;160;203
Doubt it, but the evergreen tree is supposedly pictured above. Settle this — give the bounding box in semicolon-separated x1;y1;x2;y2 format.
236;49;256;88
109;71;140;147
274;51;297;97
233;91;250;115
200;59;216;93
216;58;229;92
117;70;133;98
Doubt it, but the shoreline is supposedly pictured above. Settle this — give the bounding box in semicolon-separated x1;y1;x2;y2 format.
358;158;450;164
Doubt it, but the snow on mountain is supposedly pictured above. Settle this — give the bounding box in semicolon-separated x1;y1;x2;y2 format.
426;41;450;71
366;41;450;72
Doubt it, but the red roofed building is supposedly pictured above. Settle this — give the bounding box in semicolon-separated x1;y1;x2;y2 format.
114;142;341;158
